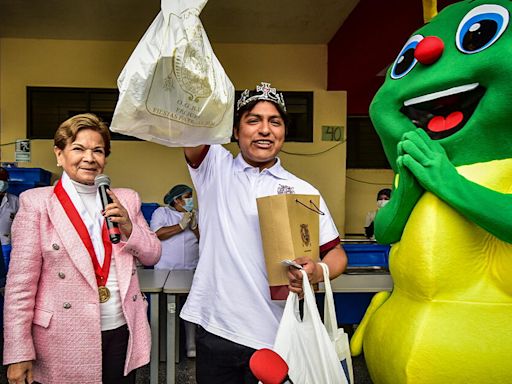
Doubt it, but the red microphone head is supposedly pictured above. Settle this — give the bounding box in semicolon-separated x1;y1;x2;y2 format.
249;348;289;384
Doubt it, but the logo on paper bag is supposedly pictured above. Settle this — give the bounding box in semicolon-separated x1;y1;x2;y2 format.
300;224;311;248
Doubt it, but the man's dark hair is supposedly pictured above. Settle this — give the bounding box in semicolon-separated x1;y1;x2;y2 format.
234;100;289;132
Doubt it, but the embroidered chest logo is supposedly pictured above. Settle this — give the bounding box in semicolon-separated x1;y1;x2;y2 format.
277;184;295;194
300;224;311;247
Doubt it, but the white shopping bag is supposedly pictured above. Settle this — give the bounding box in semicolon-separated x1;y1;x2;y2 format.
110;0;235;147
319;263;354;384
273;270;347;384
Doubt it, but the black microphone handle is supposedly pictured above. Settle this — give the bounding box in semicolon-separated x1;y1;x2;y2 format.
98;184;121;244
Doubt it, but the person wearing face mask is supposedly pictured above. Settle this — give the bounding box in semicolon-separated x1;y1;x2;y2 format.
3;114;161;384
0;167;19;249
150;184;199;357
364;188;391;240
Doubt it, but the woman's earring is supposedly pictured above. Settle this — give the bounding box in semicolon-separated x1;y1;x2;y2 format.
57;163;61;167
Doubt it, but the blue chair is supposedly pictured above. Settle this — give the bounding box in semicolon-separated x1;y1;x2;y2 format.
141;203;160;225
6;167;52;196
1;244;11;276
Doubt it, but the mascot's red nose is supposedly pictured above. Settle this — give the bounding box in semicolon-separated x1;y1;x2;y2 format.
415;36;444;65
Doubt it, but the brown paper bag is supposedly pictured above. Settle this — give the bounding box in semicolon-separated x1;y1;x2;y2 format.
256;194;321;292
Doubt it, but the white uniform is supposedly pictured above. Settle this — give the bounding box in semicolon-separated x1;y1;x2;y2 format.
150;207;199;270
180;145;340;350
0;193;19;245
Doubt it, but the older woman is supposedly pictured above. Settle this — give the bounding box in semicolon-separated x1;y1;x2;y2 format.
3;113;161;384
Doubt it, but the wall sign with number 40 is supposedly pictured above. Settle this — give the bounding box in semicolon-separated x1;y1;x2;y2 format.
321;126;344;142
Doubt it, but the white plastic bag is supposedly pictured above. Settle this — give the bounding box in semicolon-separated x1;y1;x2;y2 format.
110;0;235;147
273;270;347;384
319;263;354;384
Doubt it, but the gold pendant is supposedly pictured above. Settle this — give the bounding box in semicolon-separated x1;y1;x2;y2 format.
98;286;111;303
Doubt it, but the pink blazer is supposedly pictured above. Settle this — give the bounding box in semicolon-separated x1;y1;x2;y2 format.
3;186;161;384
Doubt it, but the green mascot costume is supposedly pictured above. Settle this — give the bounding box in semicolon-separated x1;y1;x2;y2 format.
350;1;512;383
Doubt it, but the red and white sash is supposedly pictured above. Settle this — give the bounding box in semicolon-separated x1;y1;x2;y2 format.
54;173;112;291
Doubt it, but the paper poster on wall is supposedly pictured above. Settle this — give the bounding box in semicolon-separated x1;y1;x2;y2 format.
15;139;31;162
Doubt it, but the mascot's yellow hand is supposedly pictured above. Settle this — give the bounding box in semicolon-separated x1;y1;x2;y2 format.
350;290;391;356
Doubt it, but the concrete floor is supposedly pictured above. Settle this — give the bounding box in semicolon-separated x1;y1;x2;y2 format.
0;327;374;384
135;353;374;384
134;321;374;384
0;348;372;384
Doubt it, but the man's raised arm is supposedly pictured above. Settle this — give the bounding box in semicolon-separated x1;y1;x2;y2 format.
184;145;209;168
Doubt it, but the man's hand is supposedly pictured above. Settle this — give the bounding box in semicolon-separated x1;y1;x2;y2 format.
287;257;320;298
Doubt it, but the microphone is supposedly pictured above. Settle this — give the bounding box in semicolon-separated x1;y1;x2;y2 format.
249;348;294;384
94;174;121;244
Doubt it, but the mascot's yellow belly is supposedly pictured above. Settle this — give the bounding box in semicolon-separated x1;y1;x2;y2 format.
364;160;512;384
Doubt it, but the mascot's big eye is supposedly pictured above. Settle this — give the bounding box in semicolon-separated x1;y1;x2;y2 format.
391;35;424;79
456;4;509;54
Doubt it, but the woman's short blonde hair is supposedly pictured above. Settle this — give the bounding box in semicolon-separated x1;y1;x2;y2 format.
54;113;111;157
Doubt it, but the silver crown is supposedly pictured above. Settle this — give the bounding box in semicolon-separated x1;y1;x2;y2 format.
236;82;286;112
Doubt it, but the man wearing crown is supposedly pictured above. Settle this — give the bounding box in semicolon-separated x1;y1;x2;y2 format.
180;82;347;383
